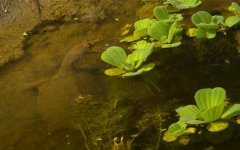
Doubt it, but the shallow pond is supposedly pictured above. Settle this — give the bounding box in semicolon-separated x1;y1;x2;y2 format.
0;0;240;150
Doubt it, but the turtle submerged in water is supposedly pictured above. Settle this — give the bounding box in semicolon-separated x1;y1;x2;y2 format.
22;39;101;131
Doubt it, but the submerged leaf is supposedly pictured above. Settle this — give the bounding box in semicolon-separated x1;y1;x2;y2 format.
207;121;229;132
104;68;126;76
163;131;178;142
186;28;197;37
184;127;197;134
121;35;141;42
168;122;187;136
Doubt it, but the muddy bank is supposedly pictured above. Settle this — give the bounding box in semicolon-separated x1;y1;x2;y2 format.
0;0;140;68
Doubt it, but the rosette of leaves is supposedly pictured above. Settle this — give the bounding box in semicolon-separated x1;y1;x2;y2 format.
121;18;156;42
122;7;183;48
148;20;183;48
177;87;240;128
101;41;155;77
188;11;225;39
225;2;240;27
228;2;240;15
163;87;240;142
153;6;183;23
166;0;202;9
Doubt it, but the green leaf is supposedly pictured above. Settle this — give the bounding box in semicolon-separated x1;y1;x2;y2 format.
212;15;224;25
168;14;183;22
121;35;141;42
134;19;156;38
161;42;181;48
200;104;225;122
204;29;217;39
168;122;187;136
194;87;226;110
104;68;126;76
135;43;154;68
225;16;240;27
207;121;229;132
167;22;180;43
148;21;170;41
179;117;205;124
176;105;199;119
163;131;178;142
127;42;154;68
228;2;240;14
195;28;206;38
197;23;218;30
101;46;128;69
168;0;202;9
153;6;169;20
186;28;197;37
132;40;151;50
221;104;240;119
153;6;183;23
191;11;213;26
122;63;155;77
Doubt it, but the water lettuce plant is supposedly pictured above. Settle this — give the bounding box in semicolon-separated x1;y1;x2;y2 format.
188;5;240;39
148;21;182;48
225;2;240;27
122;6;183;48
153;6;183;23
165;0;202;9
228;2;240;15
163;87;240;142
188;11;225;39
101;41;155;77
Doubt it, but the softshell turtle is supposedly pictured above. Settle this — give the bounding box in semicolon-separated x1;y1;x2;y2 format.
25;39;100;131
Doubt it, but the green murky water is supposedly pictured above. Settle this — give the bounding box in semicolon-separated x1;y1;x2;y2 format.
0;0;240;150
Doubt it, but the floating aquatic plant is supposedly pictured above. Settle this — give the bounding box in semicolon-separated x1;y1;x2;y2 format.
101;41;155;77
188;6;240;38
148;21;182;48
188;11;224;39
122;6;183;48
163;87;240;142
166;0;202;9
225;2;240;27
121;19;156;42
228;2;240;15
153;6;183;23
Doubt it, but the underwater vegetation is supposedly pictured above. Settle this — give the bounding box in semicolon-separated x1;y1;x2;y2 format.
163;87;240;143
101;1;240;77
